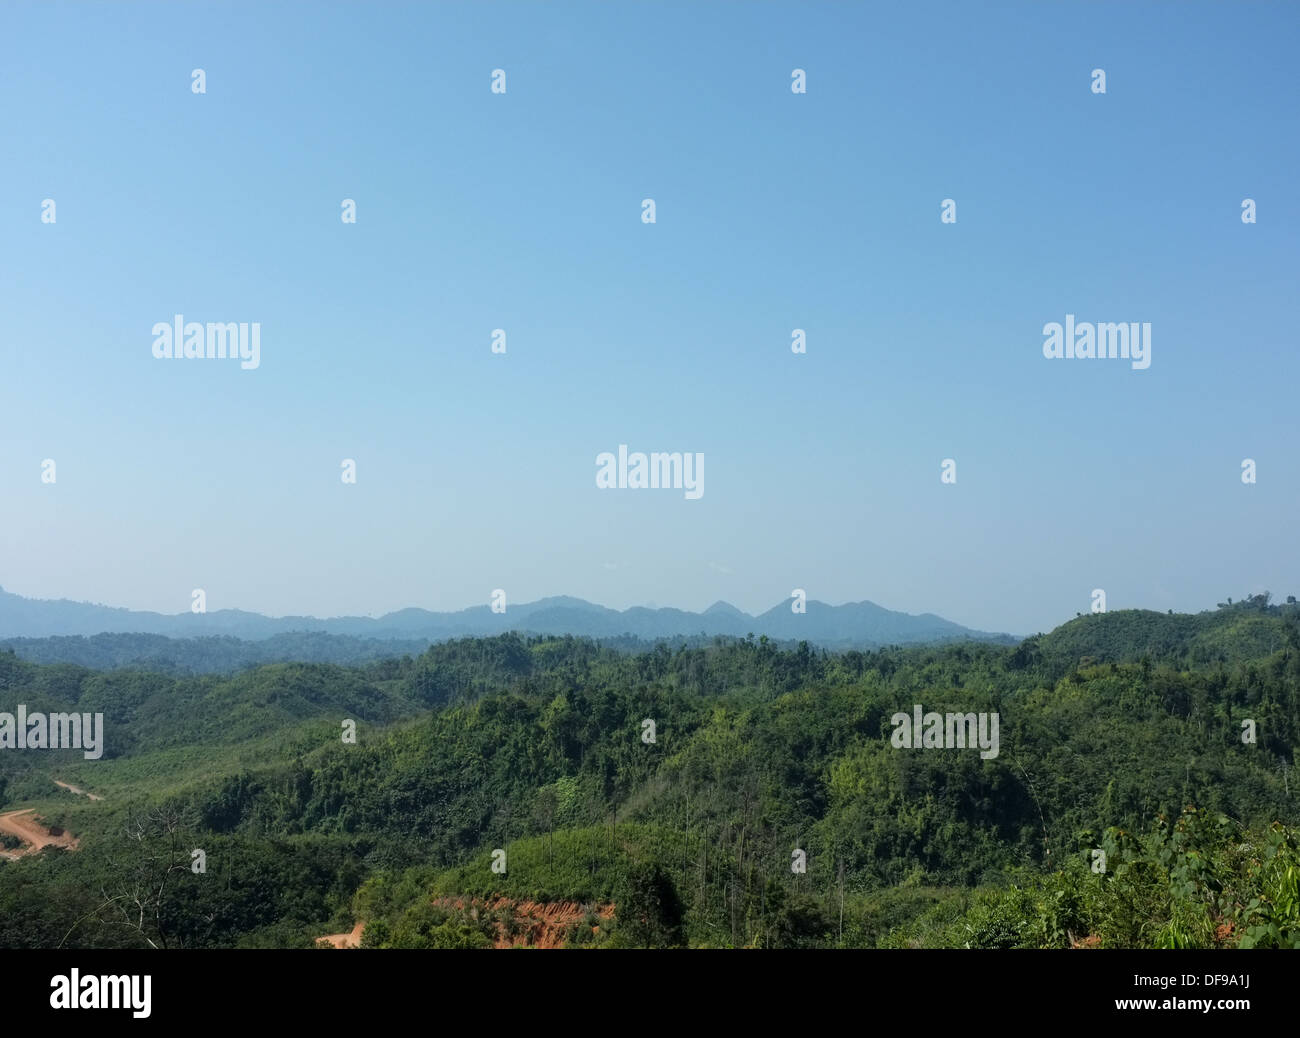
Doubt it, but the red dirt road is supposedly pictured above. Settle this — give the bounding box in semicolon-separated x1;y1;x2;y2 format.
0;809;79;859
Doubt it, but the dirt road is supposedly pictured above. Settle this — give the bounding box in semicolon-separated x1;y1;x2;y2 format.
0;809;79;859
54;779;104;801
316;920;365;948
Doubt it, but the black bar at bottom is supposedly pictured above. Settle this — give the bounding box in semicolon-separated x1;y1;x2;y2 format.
1;948;1282;1025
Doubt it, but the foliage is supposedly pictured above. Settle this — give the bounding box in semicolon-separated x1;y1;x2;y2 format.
0;597;1296;948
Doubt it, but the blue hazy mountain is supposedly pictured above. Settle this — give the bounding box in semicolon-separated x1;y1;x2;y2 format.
0;586;1015;648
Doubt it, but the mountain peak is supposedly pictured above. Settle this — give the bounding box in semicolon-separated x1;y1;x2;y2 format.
0;588;1015;648
703;600;747;617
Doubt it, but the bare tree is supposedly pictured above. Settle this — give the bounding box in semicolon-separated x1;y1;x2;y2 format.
61;804;196;949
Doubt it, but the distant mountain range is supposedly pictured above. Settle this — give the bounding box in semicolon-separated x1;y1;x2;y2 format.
0;586;1016;649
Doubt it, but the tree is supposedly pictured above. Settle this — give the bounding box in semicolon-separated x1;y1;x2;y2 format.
63;806;198;949
614;862;684;947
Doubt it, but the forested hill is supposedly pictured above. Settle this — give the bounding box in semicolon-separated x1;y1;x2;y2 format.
1030;593;1300;671
0;629;811;675
0;596;1296;950
0;631;436;674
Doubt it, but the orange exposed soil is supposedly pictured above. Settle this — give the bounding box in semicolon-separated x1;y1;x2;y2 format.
313;898;615;949
434;897;615;949
0;809;79;859
316;920;365;948
54;779;104;801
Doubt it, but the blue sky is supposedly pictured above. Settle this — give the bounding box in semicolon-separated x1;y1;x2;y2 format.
1;1;1296;636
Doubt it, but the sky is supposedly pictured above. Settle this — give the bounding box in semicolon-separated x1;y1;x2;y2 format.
0;1;1297;637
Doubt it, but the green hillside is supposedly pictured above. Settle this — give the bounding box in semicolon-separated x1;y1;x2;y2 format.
1;598;1297;949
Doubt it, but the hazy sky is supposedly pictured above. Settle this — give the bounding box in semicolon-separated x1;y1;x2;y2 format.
1;1;1296;636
